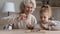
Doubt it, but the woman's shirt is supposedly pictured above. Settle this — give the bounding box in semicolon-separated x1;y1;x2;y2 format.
0;14;37;29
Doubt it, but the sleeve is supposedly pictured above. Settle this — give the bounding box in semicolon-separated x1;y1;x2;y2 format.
31;15;37;25
0;15;15;26
50;20;58;26
50;20;60;31
34;21;42;30
34;24;40;29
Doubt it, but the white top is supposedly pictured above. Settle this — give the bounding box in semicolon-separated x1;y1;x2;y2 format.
34;20;60;31
0;14;37;29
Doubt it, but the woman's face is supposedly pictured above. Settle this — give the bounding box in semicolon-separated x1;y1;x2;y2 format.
40;12;49;24
24;3;33;14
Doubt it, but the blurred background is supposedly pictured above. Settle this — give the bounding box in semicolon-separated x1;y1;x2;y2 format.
0;0;60;26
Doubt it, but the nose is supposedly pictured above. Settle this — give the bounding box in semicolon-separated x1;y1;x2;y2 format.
28;8;32;11
41;18;44;21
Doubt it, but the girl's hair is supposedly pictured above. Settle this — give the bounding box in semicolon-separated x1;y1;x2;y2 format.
40;5;52;18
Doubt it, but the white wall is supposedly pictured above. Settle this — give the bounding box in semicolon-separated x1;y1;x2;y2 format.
52;7;60;21
0;0;22;17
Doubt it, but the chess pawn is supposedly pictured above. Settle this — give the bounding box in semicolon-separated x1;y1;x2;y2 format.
8;24;12;30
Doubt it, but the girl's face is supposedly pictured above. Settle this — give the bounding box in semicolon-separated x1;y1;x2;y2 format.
24;3;33;14
40;12;49;24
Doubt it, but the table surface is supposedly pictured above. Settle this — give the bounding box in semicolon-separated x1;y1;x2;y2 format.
0;29;60;34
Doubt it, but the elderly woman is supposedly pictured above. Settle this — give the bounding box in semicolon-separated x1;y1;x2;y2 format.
0;0;37;30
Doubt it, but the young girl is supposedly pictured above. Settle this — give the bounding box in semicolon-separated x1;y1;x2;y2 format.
35;5;60;31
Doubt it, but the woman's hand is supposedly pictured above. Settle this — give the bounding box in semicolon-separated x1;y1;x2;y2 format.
26;24;34;30
17;13;27;20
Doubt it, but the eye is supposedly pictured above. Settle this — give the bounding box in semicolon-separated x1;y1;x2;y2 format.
31;7;33;8
44;16;46;18
40;16;42;18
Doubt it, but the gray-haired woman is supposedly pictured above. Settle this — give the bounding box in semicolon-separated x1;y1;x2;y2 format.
0;0;37;30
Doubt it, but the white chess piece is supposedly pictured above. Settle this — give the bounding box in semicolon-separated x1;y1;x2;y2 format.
8;24;12;30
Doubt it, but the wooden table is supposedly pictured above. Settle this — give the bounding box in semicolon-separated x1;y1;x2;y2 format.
0;29;60;34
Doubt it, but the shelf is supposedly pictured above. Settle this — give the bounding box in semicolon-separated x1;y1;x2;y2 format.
36;0;60;7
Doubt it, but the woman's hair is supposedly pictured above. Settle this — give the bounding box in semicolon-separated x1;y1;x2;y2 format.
19;0;36;13
40;5;52;18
